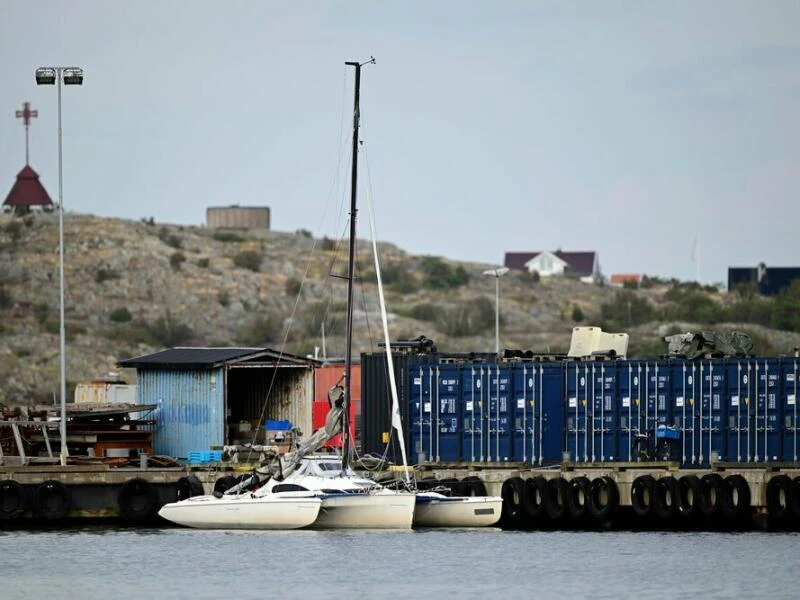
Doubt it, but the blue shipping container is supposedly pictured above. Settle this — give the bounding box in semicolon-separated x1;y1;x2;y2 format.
697;360;727;465
781;357;799;462
486;366;512;461
460;365;487;462
617;361;647;462
511;362;565;465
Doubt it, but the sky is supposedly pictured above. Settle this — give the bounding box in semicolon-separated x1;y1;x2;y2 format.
1;1;798;284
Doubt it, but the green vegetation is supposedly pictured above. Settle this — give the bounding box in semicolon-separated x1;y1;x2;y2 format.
95;268;121;284
213;231;245;243
158;227;182;249
233;250;262;272
285;277;302;297
170;251;186;270
395;302;443;322
217;290;231;307
3;220;23;242
437;296;495;337
419;256;470;290
236;315;282;346
571;305;584;322
320;237;337;251
104;313;194;347
109;307;133;323
196;257;210;268
0;285;11;309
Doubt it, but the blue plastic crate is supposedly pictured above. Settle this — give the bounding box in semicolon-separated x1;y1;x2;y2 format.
265;419;292;431
187;450;223;463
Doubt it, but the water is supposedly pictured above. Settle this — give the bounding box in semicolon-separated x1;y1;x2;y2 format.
1;527;797;599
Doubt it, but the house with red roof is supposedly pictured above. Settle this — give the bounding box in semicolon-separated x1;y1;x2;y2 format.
504;250;601;283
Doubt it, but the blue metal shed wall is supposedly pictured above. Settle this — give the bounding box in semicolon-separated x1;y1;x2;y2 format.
137;368;225;458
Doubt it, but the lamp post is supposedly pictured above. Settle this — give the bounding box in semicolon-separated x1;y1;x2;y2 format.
35;66;84;466
483;267;509;355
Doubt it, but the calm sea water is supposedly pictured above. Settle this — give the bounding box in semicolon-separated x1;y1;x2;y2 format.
1;527;797;599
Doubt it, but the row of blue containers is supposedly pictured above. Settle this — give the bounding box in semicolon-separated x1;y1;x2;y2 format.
405;356;800;466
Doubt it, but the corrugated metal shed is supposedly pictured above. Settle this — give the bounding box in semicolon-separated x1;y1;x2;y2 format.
118;347;318;459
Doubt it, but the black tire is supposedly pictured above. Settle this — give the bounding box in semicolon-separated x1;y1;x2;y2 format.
566;477;591;520
416;478;439;492
176;475;205;501
118;478;158;521
501;477;525;526
213;476;238;494
461;476;487;497
33;480;71;521
721;474;751;520
631;475;656;518
699;473;724;517
522;476;547;520
677;475;702;520
0;479;27;520
654;476;679;520
544;478;568;521
792;476;800;520
588;476;619;521
765;475;793;522
436;478;459;497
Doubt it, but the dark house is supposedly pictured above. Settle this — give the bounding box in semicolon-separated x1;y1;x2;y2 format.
728;264;800;296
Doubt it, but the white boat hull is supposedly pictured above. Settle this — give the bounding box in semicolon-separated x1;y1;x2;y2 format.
312;491;415;529
413;493;503;528
158;492;322;530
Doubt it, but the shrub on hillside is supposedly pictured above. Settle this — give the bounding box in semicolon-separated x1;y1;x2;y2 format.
109;307;133;323
158;227;182;249
0;285;11;309
197;257;210;268
571;305;584;322
213;231;245;243
233;251;261;272
170;251;186;270
236;315;282;346
600;291;654;329
285;277;302;297
420;256;470;290
437;296;494;337
95;268;120;283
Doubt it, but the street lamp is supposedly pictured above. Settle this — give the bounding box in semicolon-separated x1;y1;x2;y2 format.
483;267;509;355
36;66;84;466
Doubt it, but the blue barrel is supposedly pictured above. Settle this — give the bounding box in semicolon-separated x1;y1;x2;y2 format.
434;364;461;462
617;361;647;461
697;359;727;465
511;362;565;465
590;362;619;462
781;357;800;462
485;366;512;461
565;362;591;462
459;365;486;462
670;360;699;465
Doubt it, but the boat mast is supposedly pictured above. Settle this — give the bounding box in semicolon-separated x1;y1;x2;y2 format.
342;57;374;471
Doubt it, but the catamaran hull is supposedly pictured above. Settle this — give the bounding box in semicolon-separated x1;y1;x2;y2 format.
413;495;503;528
312;492;415;529
158;494;322;530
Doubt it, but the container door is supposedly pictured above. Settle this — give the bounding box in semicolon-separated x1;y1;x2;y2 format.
698;360;727;465
436;365;461;461
460;366;485;462
671;360;698;465
782;357;799;462
409;365;435;464
487;366;512;461
755;359;782;462
726;359;753;462
591;362;618;462
539;362;566;465
618;361;646;461
565;362;591;462
512;364;535;463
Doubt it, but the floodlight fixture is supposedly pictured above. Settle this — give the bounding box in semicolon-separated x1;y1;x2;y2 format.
35;67;57;85
63;68;84;86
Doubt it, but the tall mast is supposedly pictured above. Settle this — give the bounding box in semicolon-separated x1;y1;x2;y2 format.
342;58;373;470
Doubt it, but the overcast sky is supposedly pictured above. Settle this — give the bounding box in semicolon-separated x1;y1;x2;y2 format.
1;1;798;284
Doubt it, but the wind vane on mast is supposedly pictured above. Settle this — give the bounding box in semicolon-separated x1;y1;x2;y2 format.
15;102;39;165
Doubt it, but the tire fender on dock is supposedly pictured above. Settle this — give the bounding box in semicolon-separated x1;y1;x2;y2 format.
501;477;525;526
588;476;619;521
677;475;701;519
118;477;158;521
0;479;27;520
721;474;751;520
765;475;795;522
699;473;724;517
522;476;547;520
176;475;205;501
543;477;568;521
460;476;488;497
566;477;591;520
654;477;679;520
631;475;656;518
33;480;71;520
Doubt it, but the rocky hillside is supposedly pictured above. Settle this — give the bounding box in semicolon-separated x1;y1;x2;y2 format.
1;212;799;407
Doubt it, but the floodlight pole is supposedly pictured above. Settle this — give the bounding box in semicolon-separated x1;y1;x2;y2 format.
36;66;83;466
483;267;509;356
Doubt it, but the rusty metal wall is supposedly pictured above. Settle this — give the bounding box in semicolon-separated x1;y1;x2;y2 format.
75;382;137;404
206;206;270;230
136;368;225;459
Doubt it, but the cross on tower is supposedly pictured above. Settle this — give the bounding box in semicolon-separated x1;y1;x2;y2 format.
15;101;38;165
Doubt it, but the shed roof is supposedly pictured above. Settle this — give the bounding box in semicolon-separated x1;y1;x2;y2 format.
3;165;53;207
117;347;317;370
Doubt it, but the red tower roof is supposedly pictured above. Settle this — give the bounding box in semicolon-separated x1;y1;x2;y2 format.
3;165;53;208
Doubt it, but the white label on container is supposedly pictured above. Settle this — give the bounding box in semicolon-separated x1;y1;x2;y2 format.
676;396;684;407
414;377;421;385
466;401;474;412
622;396;630;408
423;402;431;413
787;374;796;383
568;397;577;408
731;395;739;407
517;399;525;409
789;394;796;406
